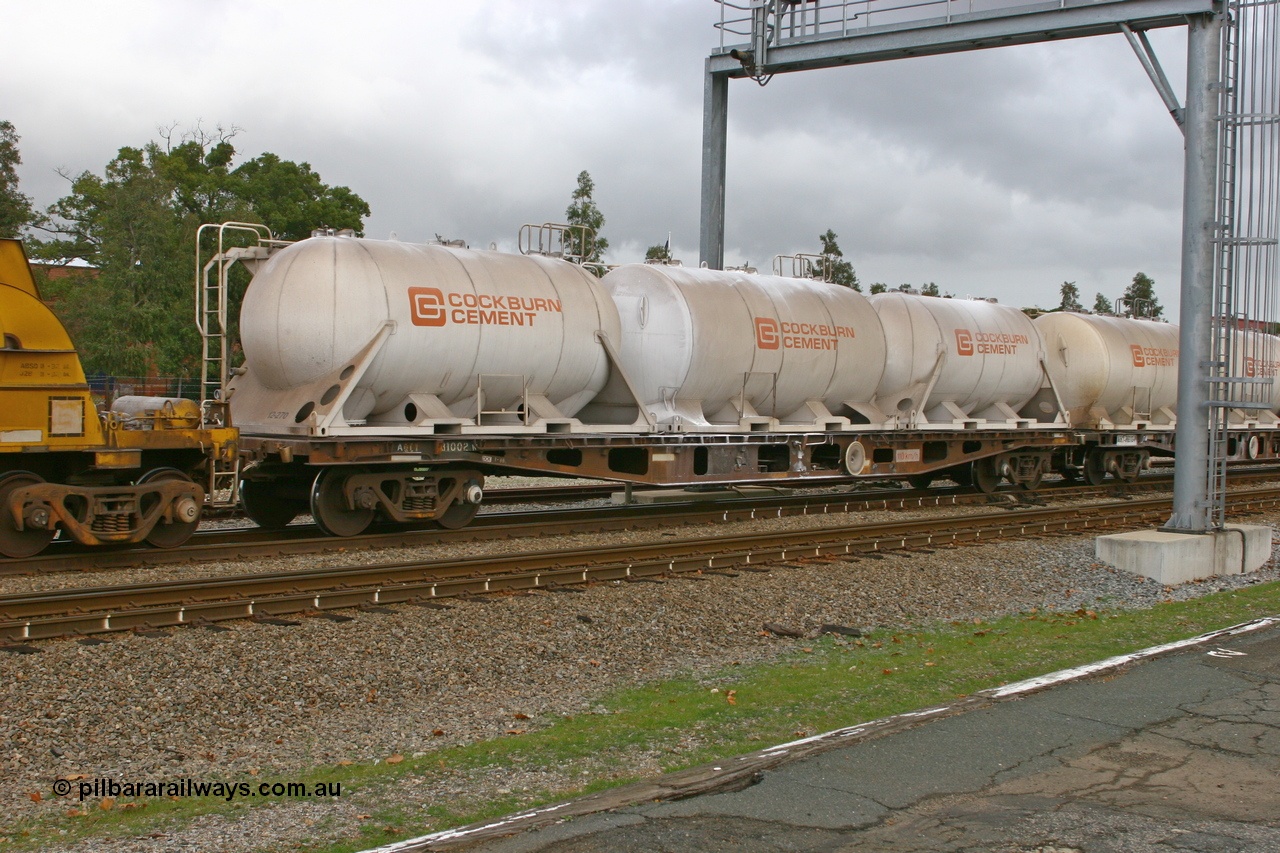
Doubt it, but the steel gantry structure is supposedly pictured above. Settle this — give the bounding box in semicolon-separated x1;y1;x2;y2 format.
701;0;1280;534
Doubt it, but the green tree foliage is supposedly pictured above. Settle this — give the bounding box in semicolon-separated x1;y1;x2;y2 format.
230;153;368;241
920;282;941;297
41;128;369;376
869;282;887;294
645;240;671;261
1094;292;1113;314
1058;281;1084;312
816;229;860;291
0;121;37;237
1122;272;1163;318
40;145;199;377
565;170;607;268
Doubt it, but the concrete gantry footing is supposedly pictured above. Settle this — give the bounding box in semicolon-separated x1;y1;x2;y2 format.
1096;524;1273;585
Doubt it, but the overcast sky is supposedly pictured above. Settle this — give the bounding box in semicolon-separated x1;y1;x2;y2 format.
5;0;1192;311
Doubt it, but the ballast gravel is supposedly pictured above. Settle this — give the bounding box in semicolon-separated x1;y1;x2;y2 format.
1;489;1277;852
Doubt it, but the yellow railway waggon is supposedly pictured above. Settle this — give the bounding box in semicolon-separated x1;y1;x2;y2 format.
0;238;236;558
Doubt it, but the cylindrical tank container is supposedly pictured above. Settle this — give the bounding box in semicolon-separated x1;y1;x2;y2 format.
585;265;887;426
869;293;1045;424
1031;312;1180;427
236;236;620;426
110;396;202;430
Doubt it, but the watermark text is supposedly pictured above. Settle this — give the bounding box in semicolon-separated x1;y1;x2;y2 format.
52;776;341;803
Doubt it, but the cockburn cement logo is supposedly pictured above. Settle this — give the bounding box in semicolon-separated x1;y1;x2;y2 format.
754;317;856;351
954;328;1028;356
409;288;562;327
1130;344;1178;368
754;317;780;350
409;287;447;326
1245;355;1279;378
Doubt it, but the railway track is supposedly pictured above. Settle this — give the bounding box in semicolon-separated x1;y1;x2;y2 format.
0;471;1215;576
3;486;1278;644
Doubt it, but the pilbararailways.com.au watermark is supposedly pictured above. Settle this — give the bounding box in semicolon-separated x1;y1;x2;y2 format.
52;777;342;802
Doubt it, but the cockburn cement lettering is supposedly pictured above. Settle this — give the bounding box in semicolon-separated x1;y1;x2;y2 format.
409;287;562;328
755;317;856;351
1130;344;1178;368
954;328;1029;356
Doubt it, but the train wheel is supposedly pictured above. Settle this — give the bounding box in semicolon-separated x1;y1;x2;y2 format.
905;474;933;491
1018;467;1044;491
241;479;305;530
310;469;374;537
1083;453;1107;486
972;458;1001;494
0;472;55;558
138;468;201;549
435;478;483;529
436;500;480;529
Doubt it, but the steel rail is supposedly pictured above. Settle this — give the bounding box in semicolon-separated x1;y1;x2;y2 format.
0;483;969;575
2;488;1277;643
1;470;1236;576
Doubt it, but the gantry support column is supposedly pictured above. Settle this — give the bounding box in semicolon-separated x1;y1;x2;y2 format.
699;61;728;270
1167;8;1223;532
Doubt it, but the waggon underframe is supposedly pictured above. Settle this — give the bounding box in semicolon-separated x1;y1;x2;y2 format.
237;429;1078;487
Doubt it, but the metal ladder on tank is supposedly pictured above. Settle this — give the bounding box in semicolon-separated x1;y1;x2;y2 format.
194;222;290;506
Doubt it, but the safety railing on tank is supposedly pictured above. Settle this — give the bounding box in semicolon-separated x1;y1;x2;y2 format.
519;222;598;266
714;0;1075;53
1114;296;1160;320
772;253;831;281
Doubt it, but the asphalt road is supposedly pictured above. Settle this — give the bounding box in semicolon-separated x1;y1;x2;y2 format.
378;615;1280;853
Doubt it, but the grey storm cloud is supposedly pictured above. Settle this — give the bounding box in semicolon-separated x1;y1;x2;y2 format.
4;0;1191;310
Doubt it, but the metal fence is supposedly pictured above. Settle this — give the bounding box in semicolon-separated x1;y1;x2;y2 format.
86;375;200;407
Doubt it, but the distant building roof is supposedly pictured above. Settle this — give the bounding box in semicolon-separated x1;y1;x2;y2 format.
30;257;99;281
33;257;96;269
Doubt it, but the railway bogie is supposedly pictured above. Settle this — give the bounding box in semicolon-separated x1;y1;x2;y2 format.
0;238;236;557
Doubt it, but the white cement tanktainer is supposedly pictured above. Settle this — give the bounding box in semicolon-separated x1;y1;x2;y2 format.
580;265;887;429
1229;329;1280;424
229;236;621;435
1029;312;1180;428
868;292;1047;426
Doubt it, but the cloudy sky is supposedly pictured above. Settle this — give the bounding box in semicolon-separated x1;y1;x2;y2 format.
6;0;1191;311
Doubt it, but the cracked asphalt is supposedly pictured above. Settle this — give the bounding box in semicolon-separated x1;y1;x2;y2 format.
450;622;1280;853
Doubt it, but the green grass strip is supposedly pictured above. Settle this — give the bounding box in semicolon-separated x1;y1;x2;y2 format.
5;579;1278;852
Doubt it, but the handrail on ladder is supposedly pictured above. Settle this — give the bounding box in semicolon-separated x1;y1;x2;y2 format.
195;222;282;407
194;222;292;509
